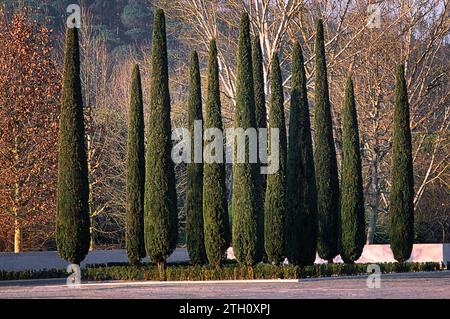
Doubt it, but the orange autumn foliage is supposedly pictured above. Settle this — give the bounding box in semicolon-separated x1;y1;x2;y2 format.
0;9;60;252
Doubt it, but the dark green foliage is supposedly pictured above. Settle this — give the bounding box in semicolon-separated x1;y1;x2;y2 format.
2;1;154;48
252;36;266;260
252;36;267;133
340;78;365;264
56;27;90;265
0;269;68;281
185;51;207;265
83;262;445;281
232;13;261;265
126;64;146;265
285;42;318;266
121;0;152;29
144;9;178;265
264;53;287;264
203;39;230;266
390;65;414;263
313;20;340;261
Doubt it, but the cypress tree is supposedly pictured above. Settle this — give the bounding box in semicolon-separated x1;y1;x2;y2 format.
203;39;230;266
125;65;146;265
389;64;414;263
252;35;266;261
313;19;340;262
285;42;318;266
144;9;178;273
264;53;287;264
232;13;261;266
185;51;207;265
340;77;365;264
252;36;267;136
56;27;90;265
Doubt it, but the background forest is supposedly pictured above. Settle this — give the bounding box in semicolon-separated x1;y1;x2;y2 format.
0;0;448;252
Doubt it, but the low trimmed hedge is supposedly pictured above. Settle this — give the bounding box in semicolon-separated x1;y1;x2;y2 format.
1;262;443;282
0;269;67;281
82;262;443;281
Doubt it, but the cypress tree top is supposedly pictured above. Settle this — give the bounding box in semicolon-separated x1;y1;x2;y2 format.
56;27;90;265
252;36;267;131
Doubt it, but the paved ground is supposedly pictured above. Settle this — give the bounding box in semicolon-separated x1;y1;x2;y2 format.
0;271;449;299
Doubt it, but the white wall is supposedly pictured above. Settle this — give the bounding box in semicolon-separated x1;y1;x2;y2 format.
0;248;189;271
227;244;450;265
315;244;450;264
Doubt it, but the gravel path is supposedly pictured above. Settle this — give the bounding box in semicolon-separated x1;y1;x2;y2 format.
0;271;449;299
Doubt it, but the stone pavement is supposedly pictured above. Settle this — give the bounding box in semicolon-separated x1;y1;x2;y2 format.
0;271;449;299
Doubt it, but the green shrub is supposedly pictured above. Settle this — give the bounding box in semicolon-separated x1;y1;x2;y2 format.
0;269;67;281
0;262;443;282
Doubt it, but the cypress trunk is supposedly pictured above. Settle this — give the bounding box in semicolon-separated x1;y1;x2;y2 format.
232;13;261;266
264;53;287;264
186;51;207;265
286;42;318;266
126;65;146;265
203;39;230;266
340;78;366;264
144;9;178;271
313;20;340;261
389;64;414;263
56;27;90;265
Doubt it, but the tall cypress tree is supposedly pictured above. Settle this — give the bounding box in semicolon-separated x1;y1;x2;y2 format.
144;9;178;273
390;64;414;263
203;39;230;266
125;65;146;266
252;36;267;136
232;13;261;266
313;19;340;262
340;77;365;264
264;53;287;264
186;51;207;265
252;35;266;261
56;27;90;265
286;42;318;266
